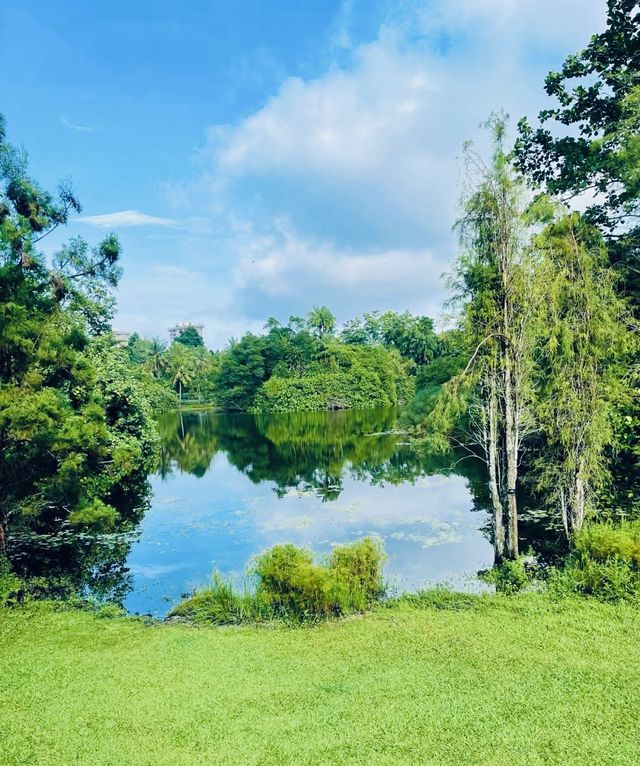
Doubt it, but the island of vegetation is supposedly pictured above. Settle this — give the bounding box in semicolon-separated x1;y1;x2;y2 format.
2;3;640;764
124;305;458;414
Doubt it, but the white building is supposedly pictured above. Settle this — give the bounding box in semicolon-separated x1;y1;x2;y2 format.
168;321;205;342
113;330;131;345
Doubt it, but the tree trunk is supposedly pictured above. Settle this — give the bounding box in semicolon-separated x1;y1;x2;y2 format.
0;518;7;556
500;235;519;560
486;377;506;563
563;467;586;538
503;357;519;559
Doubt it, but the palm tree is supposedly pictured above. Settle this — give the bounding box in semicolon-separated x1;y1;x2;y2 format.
307;306;336;338
146;337;167;377
173;366;192;403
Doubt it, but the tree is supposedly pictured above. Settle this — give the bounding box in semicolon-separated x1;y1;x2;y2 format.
532;213;632;536
342;310;439;366
145;337;167;377
307;306;336;338
215;335;267;410
515;0;640;288
175;326;204;348
0;115;157;556
515;0;640;531
425;116;536;562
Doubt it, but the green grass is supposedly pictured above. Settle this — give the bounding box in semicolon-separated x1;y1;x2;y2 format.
1;594;639;765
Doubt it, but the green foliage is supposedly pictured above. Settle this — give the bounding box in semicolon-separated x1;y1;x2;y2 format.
125;310;433;414
0;554;20;606
341;310;439;365
531;213;634;534
329;537;386;603
215;333;266;410
174;326;204;348
168;574;271;625
306;305;335;337
481;557;532;595
574;521;640;566
550;521;640;603
0;115;159;590
516;1;640;252
253;343;413;413
170;538;386;624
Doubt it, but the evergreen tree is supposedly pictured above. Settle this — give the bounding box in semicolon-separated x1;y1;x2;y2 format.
532;213;633;535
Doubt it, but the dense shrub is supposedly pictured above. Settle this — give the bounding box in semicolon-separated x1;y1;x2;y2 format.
550;521;640;603
481;557;532;595
329;537;386;603
252;345;413;413
0;555;20;606
169;538;386;624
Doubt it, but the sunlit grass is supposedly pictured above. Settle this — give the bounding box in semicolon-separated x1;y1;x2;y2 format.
1;593;639;765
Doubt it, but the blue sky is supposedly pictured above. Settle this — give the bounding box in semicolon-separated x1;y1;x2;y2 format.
1;0;606;347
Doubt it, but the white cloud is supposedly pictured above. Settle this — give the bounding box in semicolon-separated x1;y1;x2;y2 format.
121;0;608;338
60;115;93;132
78;210;180;228
230;220;445;320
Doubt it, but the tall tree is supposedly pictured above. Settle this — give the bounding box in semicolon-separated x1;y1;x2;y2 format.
175;326;204;348
0;115;156;555
426;116;536;562
532;213;632;536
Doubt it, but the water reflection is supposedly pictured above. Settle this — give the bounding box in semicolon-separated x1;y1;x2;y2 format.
9;408;496;615
8;470;152;604
157;409;483;500
124;409;494;616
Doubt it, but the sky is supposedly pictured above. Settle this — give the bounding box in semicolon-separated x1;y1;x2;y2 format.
0;0;607;348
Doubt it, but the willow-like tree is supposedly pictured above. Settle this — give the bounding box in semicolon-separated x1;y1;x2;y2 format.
532;213;633;536
426;115;536;562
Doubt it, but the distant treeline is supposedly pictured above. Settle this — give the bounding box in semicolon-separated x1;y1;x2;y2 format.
125;308;467;414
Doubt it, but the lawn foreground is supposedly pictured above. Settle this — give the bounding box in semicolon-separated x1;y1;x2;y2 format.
1;594;639;766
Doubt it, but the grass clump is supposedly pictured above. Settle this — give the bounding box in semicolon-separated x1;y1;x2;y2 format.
169;537;386;624
550;520;640;603
481;556;534;595
169;574;272;625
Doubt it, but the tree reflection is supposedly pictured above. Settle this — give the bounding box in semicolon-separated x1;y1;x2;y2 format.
156;408;488;504
8;470;152;604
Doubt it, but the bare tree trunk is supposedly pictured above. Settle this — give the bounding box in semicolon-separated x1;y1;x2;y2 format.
487;379;506;563
500;214;520;560
503;357;519;559
0;518;7;556
564;467;586;538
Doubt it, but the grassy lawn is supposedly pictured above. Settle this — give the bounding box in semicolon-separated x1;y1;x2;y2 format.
1;595;639;766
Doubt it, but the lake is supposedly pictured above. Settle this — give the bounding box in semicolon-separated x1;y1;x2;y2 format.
122;408;494;616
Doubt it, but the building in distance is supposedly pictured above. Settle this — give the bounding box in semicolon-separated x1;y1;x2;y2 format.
113;330;131;345
169;321;205;342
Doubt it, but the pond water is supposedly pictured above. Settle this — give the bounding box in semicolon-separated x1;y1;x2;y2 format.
122;408;494;617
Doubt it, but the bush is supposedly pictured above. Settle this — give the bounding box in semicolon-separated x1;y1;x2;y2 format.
549;521;640;603
481;557;532;595
0;555;20;607
329;537;386;604
169;538;386;624
574;521;640;565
